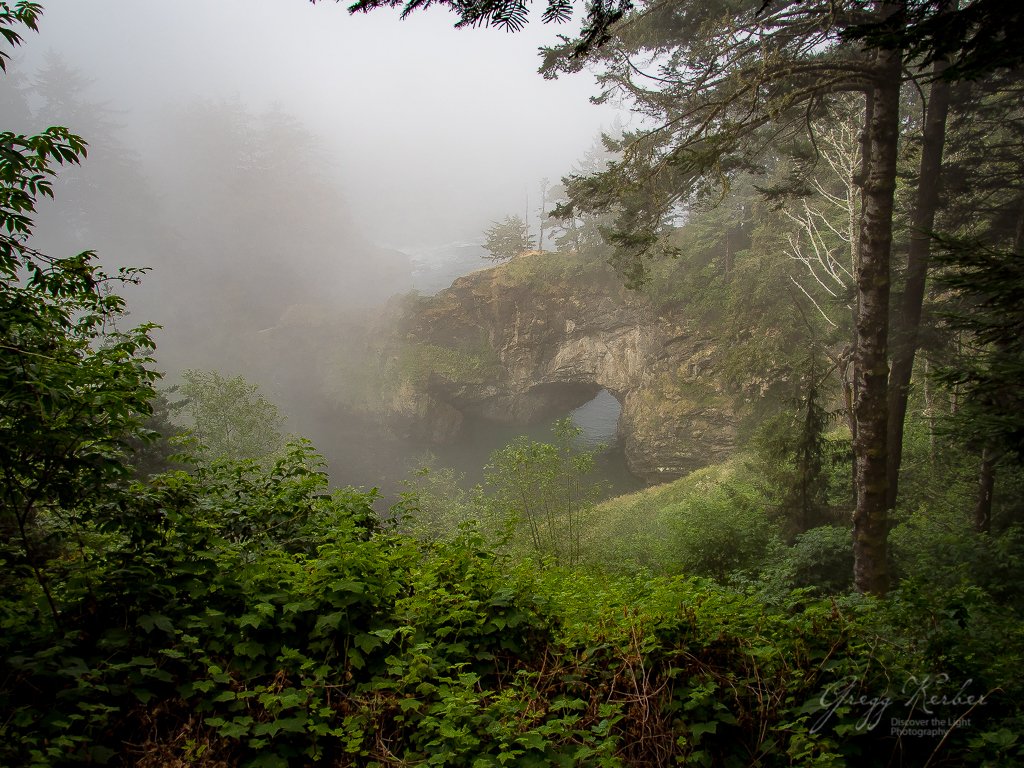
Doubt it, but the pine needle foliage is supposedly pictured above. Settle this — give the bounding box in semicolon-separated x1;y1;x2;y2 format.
333;0;632;55
482;214;532;261
931;236;1024;463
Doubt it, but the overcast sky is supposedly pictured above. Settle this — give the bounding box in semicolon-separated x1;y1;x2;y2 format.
20;0;621;248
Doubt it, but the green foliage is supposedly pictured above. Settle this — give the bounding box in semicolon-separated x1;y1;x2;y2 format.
400;421;606;565
842;0;1024;81
483;418;604;566
0;2;41;73
0;447;402;767
763;525;855;597
124;389;187;478
12;443;1015;768
482;214;532;261
396;462;490;544
753;355;847;538
659;473;781;583
2;5;1023;766
887;400;978;515
630;174;833;410
342;0;630;56
497;244;610;286
546;148;619;261
932;237;1024;463
891;503;1024;609
583;460;782;580
176;369;284;464
0;44;158;634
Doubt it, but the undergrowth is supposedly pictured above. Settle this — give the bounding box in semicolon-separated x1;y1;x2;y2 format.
3;445;1021;767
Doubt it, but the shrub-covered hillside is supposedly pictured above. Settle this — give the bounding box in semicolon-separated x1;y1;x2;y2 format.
5;441;1024;767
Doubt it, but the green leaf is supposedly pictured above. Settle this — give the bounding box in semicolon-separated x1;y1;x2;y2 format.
139;613;174;633
245;753;289;768
233;641;264;658
517;731;547;751
689;720;718;741
397;697;421;712
276;716;307;733
252;720;283;737
315;612;344;634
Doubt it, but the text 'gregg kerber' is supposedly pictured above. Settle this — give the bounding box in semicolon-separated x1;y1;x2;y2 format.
809;673;988;735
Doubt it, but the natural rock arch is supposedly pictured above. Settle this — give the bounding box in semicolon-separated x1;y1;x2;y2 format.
384;254;740;482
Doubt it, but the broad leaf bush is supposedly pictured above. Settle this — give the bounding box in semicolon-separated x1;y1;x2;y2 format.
5;445;1021;766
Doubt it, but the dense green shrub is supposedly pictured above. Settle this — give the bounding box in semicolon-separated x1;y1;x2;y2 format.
581;461;782;580
6;436;1021;767
175;370;286;464
659;477;780;581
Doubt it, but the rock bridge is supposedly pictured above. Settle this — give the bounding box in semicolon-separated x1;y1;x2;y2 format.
386;255;740;482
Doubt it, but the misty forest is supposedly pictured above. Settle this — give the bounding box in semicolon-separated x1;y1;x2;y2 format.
2;0;1023;765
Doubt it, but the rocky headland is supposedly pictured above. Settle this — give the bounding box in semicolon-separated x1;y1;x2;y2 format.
359;251;747;482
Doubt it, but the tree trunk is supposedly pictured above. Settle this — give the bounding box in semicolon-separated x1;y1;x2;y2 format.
538;179;549;252
852;38;903;597
886;58;952;511
923;358;936;462
974;448;994;533
849;89;874;507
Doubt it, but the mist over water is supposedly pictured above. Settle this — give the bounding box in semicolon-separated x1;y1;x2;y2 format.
571;390;621;448
413;389;641;496
406;241;490;295
3;0;639;502
280;385;640;504
271;235;641;499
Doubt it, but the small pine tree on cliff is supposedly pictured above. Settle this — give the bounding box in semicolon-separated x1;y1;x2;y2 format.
483;215;533;261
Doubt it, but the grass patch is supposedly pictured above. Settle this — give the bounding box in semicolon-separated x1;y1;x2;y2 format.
580;459;781;578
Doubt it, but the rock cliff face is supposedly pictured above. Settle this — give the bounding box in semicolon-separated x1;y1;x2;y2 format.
383;253;740;482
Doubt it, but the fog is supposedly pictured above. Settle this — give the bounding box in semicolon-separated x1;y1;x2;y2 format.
17;0;618;245
4;0;628;493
